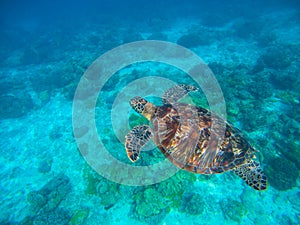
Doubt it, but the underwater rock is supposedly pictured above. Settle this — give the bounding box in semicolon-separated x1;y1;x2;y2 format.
220;199;248;223
26;173;72;217
265;157;298;191
32;207;71;225
0;94;34;119
257;47;291;70
26;190;48;212
180;192;205;215
177;33;207;48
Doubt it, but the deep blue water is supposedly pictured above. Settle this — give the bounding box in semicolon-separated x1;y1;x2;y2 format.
0;0;299;224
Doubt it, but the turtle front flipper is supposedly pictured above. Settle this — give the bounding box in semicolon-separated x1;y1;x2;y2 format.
233;160;267;190
125;125;153;162
162;84;198;104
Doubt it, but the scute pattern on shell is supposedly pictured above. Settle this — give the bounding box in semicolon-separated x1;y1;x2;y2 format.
151;102;254;175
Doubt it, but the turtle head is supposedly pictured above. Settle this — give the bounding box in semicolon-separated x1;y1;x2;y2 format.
130;97;154;120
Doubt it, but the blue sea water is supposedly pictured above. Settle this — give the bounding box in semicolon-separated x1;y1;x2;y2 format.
0;0;300;224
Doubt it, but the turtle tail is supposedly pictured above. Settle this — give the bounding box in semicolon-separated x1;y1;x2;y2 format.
233;160;267;191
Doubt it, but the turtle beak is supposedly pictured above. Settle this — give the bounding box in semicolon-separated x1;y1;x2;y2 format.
129;97;139;107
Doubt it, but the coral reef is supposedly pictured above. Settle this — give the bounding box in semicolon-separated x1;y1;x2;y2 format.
0;94;34;119
208;62;227;76
257;46;291;70
285;142;300;170
135;188;170;218
220;199;248;223
270;112;300;169
270;68;299;91
265;157;299;191
239;106;266;132
177;25;224;48
180;192;205;215
83;163;121;208
70;208;90;225
156;171;196;203
30;63;77;93
248;74;273;100
1;5;300;225
131;170;196;223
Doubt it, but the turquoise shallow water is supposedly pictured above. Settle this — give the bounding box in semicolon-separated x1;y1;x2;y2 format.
0;1;300;224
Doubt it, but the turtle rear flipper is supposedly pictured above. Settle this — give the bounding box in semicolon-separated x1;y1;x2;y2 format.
234;160;267;190
162;84;198;105
125;125;153;162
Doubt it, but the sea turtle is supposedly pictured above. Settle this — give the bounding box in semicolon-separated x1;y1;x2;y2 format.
125;84;267;190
